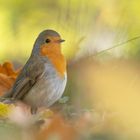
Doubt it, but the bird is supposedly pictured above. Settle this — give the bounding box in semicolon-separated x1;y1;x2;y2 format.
1;29;67;114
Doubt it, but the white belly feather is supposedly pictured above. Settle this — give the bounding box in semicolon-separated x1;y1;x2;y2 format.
23;63;67;108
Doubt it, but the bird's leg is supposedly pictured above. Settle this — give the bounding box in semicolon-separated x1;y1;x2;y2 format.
31;107;38;114
31;107;45;128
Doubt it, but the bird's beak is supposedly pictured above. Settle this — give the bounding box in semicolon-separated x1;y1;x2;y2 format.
55;39;65;43
59;39;65;43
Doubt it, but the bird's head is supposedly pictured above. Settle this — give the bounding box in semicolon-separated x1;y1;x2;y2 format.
32;29;65;56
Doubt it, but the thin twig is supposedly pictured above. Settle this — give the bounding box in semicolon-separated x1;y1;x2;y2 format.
94;35;140;56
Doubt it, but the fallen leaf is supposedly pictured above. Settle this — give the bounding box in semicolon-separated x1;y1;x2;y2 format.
36;115;78;140
0;62;21;96
0;103;13;118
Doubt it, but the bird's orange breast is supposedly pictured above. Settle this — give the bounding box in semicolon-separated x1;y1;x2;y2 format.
40;44;66;77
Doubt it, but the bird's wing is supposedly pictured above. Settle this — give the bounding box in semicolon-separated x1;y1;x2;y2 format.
8;57;44;100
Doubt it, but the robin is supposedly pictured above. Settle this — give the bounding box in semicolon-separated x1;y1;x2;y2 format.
1;29;67;114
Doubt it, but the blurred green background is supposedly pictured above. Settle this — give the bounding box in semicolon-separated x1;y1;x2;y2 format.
1;0;140;140
0;0;140;63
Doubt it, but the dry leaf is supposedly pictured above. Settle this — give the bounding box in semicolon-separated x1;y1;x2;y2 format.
0;103;13;118
0;61;20;78
36;115;78;140
0;62;20;96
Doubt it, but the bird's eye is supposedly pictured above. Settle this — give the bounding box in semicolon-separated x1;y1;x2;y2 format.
45;39;51;43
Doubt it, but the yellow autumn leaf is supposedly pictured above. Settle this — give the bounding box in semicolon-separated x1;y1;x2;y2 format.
0;103;13;117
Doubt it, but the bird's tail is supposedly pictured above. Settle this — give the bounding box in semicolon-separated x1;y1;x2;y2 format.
0;90;14;103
